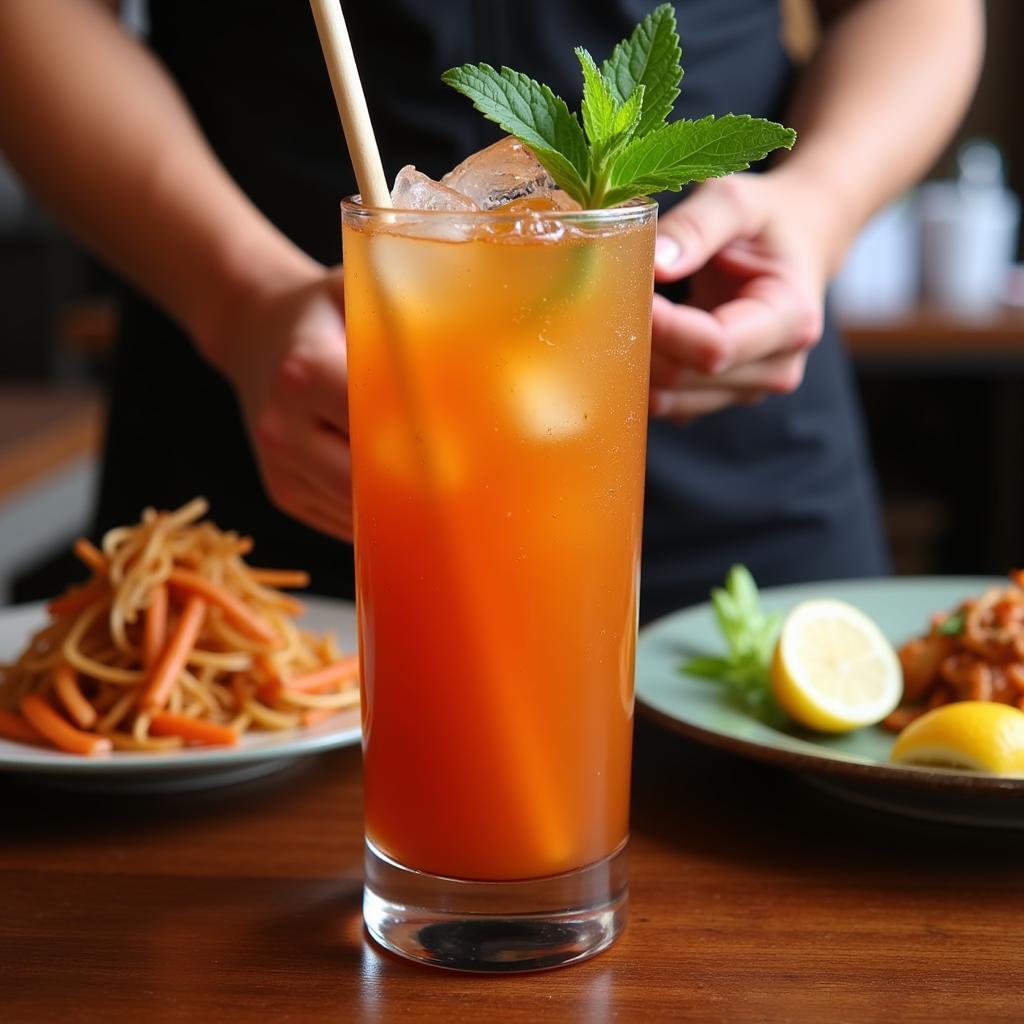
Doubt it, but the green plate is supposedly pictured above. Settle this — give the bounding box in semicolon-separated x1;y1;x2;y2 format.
636;577;1024;827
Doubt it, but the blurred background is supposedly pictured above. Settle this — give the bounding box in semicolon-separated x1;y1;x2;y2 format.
1;0;1022;603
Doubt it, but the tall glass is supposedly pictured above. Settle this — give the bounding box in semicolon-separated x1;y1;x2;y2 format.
342;198;656;972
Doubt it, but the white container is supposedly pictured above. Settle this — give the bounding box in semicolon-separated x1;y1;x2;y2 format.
919;142;1021;315
831;196;919;320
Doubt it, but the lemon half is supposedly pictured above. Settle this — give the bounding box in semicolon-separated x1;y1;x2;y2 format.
890;701;1024;774
772;599;902;733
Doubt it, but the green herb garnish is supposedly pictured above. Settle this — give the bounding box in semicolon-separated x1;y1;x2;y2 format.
441;4;796;209
682;565;784;721
937;610;966;637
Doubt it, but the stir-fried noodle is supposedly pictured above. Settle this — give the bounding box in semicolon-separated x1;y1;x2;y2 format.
0;499;358;755
886;572;1024;731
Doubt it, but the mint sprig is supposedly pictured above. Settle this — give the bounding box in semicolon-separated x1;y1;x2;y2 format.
682;565;785;723
440;63;591;201
603;114;799;206
600;2;682;138
441;3;796;209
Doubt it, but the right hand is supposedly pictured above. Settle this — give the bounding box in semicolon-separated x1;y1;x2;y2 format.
201;265;353;541
648;173;828;425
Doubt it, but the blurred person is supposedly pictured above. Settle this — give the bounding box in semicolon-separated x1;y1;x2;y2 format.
0;1;983;620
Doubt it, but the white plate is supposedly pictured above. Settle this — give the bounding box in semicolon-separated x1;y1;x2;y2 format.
0;596;361;792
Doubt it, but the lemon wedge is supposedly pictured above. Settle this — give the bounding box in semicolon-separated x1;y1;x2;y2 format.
771;599;902;733
890;701;1024;774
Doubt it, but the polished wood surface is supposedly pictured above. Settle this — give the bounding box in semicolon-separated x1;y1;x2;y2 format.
843;307;1024;359
4;718;1023;1023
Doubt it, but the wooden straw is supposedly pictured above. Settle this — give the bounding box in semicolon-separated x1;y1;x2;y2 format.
308;0;570;864
308;0;392;207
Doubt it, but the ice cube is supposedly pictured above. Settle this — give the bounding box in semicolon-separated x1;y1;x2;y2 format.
508;361;590;440
391;165;480;212
442;137;581;212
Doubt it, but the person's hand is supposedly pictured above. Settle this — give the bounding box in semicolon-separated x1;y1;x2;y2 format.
649;171;836;424
201;264;353;540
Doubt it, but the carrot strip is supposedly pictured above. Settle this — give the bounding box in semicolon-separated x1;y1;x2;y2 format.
48;580;108;617
73;538;108;575
143;584;168;672
0;709;45;745
168;567;279;646
54;663;97;728
276;595;305;617
140;596;207;712
301;707;336;727
255;654;282;704
285;656;359;694
231;675;252;712
255;654;279;679
149;712;238;747
20;695;111;755
247;568;310;589
258;679;282;704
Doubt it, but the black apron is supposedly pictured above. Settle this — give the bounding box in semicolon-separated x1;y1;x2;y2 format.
98;0;888;621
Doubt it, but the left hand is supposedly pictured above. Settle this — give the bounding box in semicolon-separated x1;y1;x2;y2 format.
649;171;834;424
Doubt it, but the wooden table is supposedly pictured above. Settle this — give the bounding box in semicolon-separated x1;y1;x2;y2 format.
843;306;1024;363
4;717;1023;1023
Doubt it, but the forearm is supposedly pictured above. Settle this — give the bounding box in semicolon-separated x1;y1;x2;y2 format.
773;0;985;273
0;0;319;365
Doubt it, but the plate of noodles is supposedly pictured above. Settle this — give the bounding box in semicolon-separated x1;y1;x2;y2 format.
0;499;361;792
637;576;1024;828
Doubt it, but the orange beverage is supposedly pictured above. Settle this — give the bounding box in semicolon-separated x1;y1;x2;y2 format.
343;201;656;884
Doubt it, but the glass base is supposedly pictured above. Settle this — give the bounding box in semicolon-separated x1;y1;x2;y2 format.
363;840;628;973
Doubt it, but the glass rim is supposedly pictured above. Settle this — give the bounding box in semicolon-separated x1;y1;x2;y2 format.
341;195;658;223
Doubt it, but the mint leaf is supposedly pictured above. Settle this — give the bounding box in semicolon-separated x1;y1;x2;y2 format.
603;115;797;204
756;611;784;663
576;51;646;178
711;588;743;649
601;3;682;137
611;84;645;137
680;565;785;723
727;565;760;622
589;83;645;169
576;47;617;148
441;63;590;205
442;8;796;209
683;656;734;679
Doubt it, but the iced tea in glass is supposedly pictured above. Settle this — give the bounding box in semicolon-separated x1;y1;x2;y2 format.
343;194;656;971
